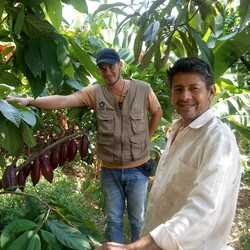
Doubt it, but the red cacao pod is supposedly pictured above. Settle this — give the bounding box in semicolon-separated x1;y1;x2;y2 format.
17;170;26;192
31;159;42;186
50;147;60;169
40;155;54;183
59;143;68;166
68;139;77;162
23;163;32;180
79;134;89;159
2;165;17;191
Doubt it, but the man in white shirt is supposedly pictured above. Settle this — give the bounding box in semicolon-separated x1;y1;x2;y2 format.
95;57;241;250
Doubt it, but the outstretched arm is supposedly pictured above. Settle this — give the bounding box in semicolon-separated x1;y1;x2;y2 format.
5;93;81;110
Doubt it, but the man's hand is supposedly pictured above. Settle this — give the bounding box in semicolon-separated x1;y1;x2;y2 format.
95;242;127;250
5;96;31;107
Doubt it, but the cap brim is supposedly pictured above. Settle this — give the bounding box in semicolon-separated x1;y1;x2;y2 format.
97;59;118;65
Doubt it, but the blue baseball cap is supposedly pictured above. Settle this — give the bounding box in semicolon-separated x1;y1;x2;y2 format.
96;48;120;65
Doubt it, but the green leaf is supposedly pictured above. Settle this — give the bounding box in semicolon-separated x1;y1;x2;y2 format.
0;100;21;127
23;13;55;38
143;21;160;48
66;78;84;90
93;3;127;16
71;0;88;14
239;0;250;32
68;39;100;80
188;26;214;69
22;124;36;148
40;230;62;250
0;71;22;88
44;0;62;31
0;84;15;99
24;39;43;78
47;220;91;250
0;219;37;249
21;110;37;127
40;37;63;90
0;119;22;155
26;233;41;250
6;230;35;250
14;8;25;35
213;27;250;81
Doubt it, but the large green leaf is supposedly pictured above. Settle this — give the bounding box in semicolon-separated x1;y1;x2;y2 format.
5;230;36;250
22;124;37;148
0;219;37;249
0;119;21;155
23;13;55;38
47;220;91;250
40;230;62;250
0;100;21;127
0;84;15;99
14;7;25;35
24;39;43;78
188;26;214;69
44;0;62;31
68;39;100;80
213;27;250;81
40;37;63;90
71;0;88;14
239;0;250;32
143;21;160;48
26;233;41;250
93;3;127;16
0;71;22;88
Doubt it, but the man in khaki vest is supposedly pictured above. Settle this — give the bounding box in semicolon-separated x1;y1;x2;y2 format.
6;48;163;243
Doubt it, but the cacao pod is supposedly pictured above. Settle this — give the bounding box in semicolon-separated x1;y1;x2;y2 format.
17;170;26;192
23;163;32;179
59;142;68;166
31;159;42;186
79;134;89;159
40;155;54;183
50;147;60;169
2;165;17;191
68;139;77;162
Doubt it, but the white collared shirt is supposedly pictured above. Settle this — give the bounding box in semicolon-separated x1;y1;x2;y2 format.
141;109;241;250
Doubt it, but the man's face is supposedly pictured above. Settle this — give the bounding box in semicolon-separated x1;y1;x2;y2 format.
171;72;215;127
98;61;122;86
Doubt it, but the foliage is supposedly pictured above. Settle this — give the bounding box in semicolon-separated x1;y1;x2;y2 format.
0;170;103;249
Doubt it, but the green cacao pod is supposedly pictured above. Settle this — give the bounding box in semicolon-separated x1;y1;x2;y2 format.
68;139;77;162
17;170;26;192
59;143;68;166
79;134;89;159
50;147;60;169
2;165;17;191
40;155;54;183
31;159;42;186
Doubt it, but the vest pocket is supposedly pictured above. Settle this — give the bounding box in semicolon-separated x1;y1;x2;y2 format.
130;134;148;160
130;113;145;134
97;114;115;134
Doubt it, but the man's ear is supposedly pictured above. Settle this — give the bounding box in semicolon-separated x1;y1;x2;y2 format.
209;84;216;100
118;61;123;67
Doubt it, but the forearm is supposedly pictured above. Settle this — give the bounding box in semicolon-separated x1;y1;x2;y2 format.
148;107;163;138
6;94;80;109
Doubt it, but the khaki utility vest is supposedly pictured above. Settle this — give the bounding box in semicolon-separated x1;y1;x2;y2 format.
94;79;150;166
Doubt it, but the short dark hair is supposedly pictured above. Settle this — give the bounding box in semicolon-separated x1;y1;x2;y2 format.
167;57;214;89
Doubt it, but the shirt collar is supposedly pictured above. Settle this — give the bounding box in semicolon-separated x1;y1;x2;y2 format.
172;109;215;130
